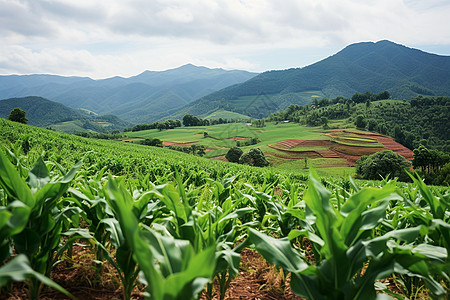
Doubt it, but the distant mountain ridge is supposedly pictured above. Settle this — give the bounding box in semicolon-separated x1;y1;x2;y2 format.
0;96;131;132
0;64;257;123
166;40;450;119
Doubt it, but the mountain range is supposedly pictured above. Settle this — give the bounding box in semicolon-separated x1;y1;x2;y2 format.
162;40;450;119
1;40;449;125
0;64;257;123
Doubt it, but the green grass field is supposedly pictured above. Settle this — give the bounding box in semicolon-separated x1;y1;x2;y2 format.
204;109;251;120
126;122;370;176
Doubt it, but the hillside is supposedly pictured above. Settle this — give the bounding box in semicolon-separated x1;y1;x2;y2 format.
0;96;131;132
168;40;450;119
269;96;450;152
0;64;257;123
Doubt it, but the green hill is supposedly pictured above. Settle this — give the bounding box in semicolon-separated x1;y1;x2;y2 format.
168;40;450;119
204;109;251;120
0;96;131;132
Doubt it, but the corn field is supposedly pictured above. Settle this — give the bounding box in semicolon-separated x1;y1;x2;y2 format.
0;118;449;299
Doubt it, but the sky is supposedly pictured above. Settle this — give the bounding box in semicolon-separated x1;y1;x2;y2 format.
1;0;449;79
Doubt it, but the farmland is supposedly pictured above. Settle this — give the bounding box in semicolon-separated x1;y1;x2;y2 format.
0;118;449;300
126;122;414;177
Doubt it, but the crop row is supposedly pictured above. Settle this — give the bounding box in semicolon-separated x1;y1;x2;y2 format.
1;145;449;299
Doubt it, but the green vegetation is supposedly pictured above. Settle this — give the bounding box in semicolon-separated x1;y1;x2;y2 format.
270;96;450;152
225;147;243;163
7;107;28;124
0;96;132;133
238;148;270;167
413;145;450;185
355;150;411;181
1;119;448;299
204;109;250;121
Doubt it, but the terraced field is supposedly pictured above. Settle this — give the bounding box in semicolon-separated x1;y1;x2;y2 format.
127;123;413;177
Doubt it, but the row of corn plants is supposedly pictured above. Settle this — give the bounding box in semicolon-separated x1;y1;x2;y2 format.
1;147;448;299
1;117;449;299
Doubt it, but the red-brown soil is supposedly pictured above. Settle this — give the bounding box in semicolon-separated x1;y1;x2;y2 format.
163;141;195;147
212;155;228;161
227;137;248;141
2;249;303;300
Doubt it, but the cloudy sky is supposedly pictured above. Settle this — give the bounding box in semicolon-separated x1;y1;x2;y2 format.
1;0;449;79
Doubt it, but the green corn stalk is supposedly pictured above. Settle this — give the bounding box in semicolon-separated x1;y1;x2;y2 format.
249;171;447;299
105;176;217;300
0;150;79;299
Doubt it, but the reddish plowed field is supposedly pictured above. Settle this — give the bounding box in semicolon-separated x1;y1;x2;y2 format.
273;140;333;149
211;155;227;161
228;137;248;141
266;151;322;159
163;141;195;146
268;133;413;167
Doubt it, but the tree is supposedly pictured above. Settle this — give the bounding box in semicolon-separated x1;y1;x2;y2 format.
8;108;28;124
225;147;243;163
355;150;411;181
321;116;329;129
355;115;366;129
239;148;270;167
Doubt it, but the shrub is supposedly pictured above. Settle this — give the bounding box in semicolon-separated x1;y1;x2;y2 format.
356;150;411;181
239;148;269;167
225;147;243;163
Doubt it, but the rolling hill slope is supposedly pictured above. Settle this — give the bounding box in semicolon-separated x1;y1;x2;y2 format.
0;96;131;132
168;40;450;119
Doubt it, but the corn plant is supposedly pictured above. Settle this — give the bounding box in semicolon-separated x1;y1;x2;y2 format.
147;173;253;300
0;149;83;299
249;171;447;299
105;176;217;300
0;150;80;299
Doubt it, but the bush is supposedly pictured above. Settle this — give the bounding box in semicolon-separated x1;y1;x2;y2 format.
225;147;243;163
140;138;163;147
239;148;270;167
8;108;28;124
356;150;411;181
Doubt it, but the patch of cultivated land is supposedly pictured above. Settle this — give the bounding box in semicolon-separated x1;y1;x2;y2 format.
266;129;412;166
127;123;413;174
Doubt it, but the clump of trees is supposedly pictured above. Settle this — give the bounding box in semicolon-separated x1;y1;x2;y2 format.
351;91;390;103
225;147;269;167
183;115;210;127
128;119;181;132
236;137;259;147
8;108;28;124
355;150;411;181
139;138;163;147
412;145;450;185
251;119;265;128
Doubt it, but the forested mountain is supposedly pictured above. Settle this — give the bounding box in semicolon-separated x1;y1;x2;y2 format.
0;64;257;123
0;96;131;132
168;40;450;119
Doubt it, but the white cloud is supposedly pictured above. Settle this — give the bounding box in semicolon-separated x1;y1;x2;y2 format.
0;0;449;78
